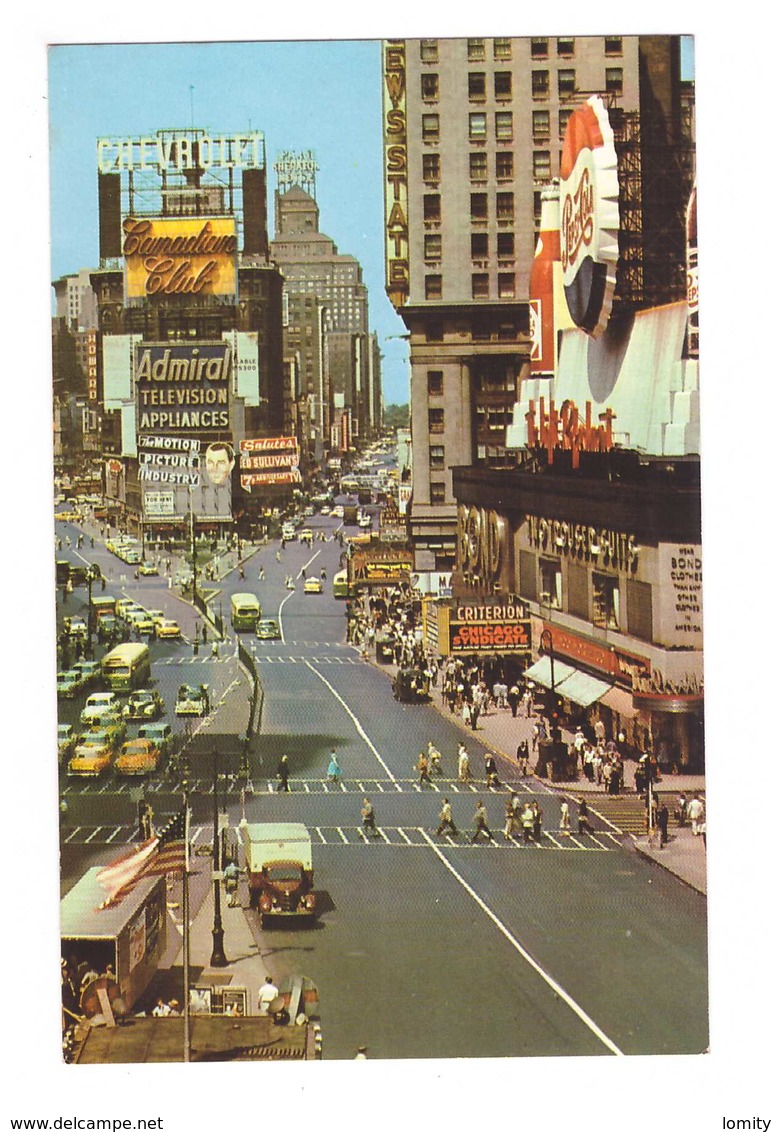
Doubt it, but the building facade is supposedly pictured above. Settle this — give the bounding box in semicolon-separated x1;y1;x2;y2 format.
382;35;692;571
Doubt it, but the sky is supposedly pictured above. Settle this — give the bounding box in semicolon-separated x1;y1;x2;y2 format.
48;39;411;405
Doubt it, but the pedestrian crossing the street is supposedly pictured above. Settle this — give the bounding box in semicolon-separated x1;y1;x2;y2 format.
60;775;554;797
61;821;623;852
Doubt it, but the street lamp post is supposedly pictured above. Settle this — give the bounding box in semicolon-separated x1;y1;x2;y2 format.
539;628;561;743
85;564;100;659
210;749;228;968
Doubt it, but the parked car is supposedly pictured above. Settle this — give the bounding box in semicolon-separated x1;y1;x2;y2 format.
122;689;164;721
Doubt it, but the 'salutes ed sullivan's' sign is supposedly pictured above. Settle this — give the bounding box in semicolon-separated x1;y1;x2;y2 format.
382;40;409;310
559;96;620;337
123;216;238;298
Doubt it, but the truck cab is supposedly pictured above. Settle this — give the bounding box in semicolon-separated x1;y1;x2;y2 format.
239;821;316;927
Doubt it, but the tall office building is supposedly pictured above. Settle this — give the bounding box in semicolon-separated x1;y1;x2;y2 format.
383;35;692;571
270;166;378;453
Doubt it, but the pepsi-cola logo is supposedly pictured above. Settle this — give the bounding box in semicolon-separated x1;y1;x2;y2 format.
561;166;594;270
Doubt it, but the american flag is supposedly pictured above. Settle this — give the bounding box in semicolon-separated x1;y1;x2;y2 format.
97;810;187;908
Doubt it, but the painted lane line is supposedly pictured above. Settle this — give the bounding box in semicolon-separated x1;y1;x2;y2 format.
105;826;122;843
84;827;104;843
336;827;348;843
398;828;412;845
304;660;400;788
419;828;624;1056
64;826;82;844
314;827;327;843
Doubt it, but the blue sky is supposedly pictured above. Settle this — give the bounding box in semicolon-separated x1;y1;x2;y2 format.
48;40;411;404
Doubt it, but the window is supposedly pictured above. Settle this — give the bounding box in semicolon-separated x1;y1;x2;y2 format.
496;151;514;179
425;274;442;299
428;407;445;433
592;573;620;630
421;73;439;100
559;108;573;138
469;150;488;180
430;482;446;505
533;151;551;180
472;273;489;299
539;560;563;610
427;370;444;396
420;39;438;62
495;112;513;141
557;37;574;56
532;110;550;140
423;194;441;221
497;231;515;258
422;113;440;140
424;234;442;261
604;36;623;56
494;71;512;98
498;273;516;298
606;67;623;95
471;232;489;259
532;70;549;99
429;444;445;468
426;321;443;342
468;72;486;100
531;38;548;58
470;192;488;221
472;312;492;340
558;69;576;97
422;153;441;182
496;191;514;220
533;190;542;222
469;113;487;140
493;38;512;60
626;579;653;642
467;38;485;61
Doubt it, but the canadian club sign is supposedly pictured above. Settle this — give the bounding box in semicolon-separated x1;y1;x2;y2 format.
559;96;620;337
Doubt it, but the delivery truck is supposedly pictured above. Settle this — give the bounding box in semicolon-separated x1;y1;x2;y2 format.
239;821;316;927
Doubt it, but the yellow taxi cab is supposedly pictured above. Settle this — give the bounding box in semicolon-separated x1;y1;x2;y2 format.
67;731;114;777
155;618;181;638
303;576;323;594
115;738;161;776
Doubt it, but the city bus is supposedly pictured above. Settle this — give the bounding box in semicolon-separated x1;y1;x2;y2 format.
100;642;151;692
231;592;261;631
333;569;352;599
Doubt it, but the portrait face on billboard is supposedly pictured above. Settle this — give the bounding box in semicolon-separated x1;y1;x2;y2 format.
204;442;235;486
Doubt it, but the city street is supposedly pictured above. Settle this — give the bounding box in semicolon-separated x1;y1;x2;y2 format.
57;512;709;1060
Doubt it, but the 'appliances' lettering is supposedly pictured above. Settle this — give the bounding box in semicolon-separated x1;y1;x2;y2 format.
561;166;594;270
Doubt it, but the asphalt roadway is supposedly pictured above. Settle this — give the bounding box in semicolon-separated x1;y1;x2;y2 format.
56;513;709;1059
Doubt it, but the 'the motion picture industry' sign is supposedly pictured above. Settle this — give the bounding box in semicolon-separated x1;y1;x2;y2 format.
135;344;231;432
124;217;238;298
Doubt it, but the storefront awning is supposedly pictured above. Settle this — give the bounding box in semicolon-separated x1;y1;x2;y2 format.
599;684;639;718
524;658;575;689
556;669;612;707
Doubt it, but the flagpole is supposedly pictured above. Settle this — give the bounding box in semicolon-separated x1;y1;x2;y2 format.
182;784;191;1064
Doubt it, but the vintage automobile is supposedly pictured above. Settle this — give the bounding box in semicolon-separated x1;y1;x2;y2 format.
68;731;115;777
255;619;281;640
80;692;119;725
127;609;155;635
114;737;162;776
155;618;182;639
175;684;210;717
57;670;83;699
63;617;88;640
239;821;316;927
137;722;174;757
303;577;323;594
392;668;431;704
122;689;164;722
58;723;76;763
137;562;159;576
72;659;101;689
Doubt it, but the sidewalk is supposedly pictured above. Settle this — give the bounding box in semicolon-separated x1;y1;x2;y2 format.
373;656;707;895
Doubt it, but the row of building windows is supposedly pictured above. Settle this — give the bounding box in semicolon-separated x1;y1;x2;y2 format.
423;231;517;261
422;111;515;142
521;552;652;640
418;37;623;63
422;191;514;223
422;151;515;183
424;272;517;300
532;68;623;99
421;71;513;101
